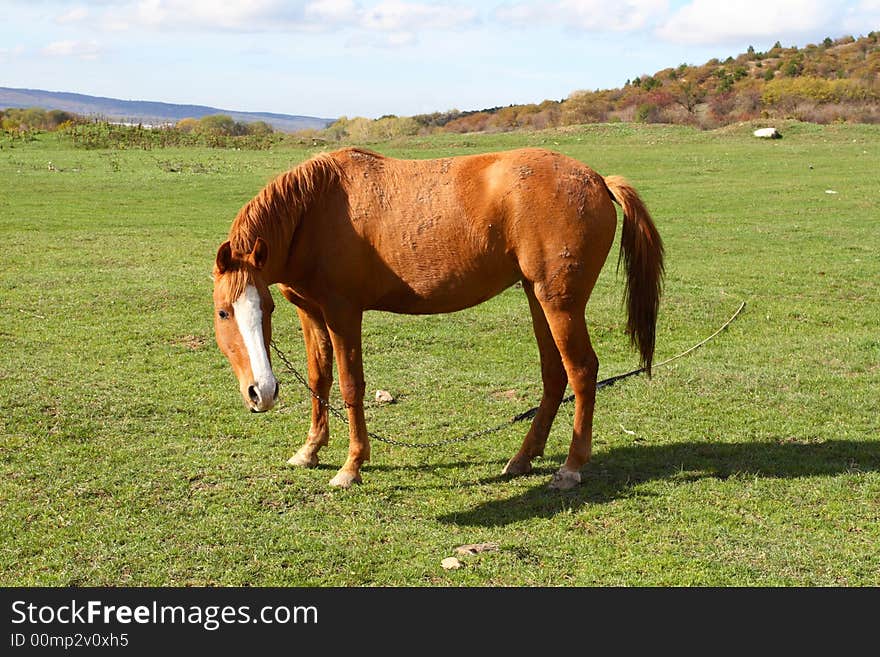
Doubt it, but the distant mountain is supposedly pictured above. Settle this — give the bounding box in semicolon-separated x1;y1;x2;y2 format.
0;87;334;132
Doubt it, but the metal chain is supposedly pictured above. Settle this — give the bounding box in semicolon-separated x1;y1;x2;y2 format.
270;339;517;447
269;300;745;449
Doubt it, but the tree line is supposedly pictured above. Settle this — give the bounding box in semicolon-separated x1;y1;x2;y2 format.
0;111;279;149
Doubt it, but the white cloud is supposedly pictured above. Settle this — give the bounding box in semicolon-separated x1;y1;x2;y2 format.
61;0;477;50
493;0;879;42
52;0;307;32
55;6;89;24
129;0;292;30
655;0;848;45
305;0;359;24
347;29;418;48
42;39;103;60
72;0;474;36
844;0;880;32
0;45;26;63
384;30;417;46
361;1;476;31
495;0;669;32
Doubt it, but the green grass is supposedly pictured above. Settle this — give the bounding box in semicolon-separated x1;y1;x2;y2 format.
1;122;878;586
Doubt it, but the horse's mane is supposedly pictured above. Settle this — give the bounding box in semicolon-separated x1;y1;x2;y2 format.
227;151;348;255
215;151;348;301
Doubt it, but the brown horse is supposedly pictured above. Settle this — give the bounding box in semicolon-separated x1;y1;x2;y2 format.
212;147;663;490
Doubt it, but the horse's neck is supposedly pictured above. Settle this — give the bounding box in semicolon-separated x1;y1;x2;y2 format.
267;223;297;285
242;208;296;285
249;159;339;283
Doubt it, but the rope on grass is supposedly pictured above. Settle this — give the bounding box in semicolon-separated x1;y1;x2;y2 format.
271;300;747;448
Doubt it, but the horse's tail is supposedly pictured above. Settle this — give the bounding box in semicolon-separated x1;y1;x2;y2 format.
604;175;664;375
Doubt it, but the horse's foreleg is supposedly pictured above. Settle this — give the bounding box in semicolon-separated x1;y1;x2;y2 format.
541;303;598;491
324;307;369;488
287;306;333;469
502;283;567;477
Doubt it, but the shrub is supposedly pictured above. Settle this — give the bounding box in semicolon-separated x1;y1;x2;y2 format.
1;107;80;131
635;103;658;123
562;90;613;124
247;121;274;136
709;92;736;121
641;76;662;91
783;58;804;77
762;76;876;106
197;114;243;136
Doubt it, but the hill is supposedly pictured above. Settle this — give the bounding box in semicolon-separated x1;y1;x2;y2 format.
0;87;333;133
315;32;880;141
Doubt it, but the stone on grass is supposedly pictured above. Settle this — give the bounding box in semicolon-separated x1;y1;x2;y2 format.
375;389;394;403
753;127;781;139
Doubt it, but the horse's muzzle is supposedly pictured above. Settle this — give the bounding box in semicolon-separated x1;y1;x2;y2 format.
246;380;279;412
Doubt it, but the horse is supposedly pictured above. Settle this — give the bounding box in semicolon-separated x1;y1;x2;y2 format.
212;147;663;490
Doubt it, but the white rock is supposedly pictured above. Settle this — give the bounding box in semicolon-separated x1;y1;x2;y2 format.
375;389;394;403
753;127;781;139
441;557;462;570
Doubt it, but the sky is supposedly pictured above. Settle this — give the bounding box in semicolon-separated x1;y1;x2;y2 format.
1;1;878;119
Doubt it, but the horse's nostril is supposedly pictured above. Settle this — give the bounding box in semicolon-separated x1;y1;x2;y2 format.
273;382;279;400
247;385;259;404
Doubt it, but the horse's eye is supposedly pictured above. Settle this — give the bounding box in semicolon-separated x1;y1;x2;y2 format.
218;309;229;320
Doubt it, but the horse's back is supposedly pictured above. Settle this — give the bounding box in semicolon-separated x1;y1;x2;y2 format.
333;146;615;244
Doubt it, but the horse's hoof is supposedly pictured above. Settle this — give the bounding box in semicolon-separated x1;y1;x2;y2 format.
501;455;533;476
548;467;581;491
329;470;362;489
287;449;319;468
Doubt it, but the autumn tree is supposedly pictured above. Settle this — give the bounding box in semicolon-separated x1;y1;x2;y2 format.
562;90;613;124
670;78;707;114
197;114;247;136
176;117;199;133
246;120;274;136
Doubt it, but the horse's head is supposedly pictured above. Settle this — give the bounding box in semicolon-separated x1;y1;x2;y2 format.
212;237;278;412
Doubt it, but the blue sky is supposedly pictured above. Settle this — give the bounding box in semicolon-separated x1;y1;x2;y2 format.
1;1;878;119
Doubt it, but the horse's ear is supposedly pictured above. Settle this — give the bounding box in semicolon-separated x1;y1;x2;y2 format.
215;241;233;275
250;237;269;270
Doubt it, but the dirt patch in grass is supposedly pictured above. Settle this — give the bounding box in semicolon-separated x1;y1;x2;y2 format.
172;334;207;350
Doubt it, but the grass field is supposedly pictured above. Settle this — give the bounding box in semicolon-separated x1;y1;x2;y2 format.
1;122;878;586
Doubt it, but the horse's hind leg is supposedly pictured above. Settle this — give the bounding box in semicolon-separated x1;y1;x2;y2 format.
540;300;599;491
287;305;333;468
502;282;567;477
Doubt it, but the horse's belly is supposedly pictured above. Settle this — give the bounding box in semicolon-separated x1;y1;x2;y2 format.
369;259;520;314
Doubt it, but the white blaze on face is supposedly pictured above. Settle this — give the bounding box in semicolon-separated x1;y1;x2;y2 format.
232;284;277;407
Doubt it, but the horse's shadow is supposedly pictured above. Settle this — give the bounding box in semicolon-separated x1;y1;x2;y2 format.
437;439;880;527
